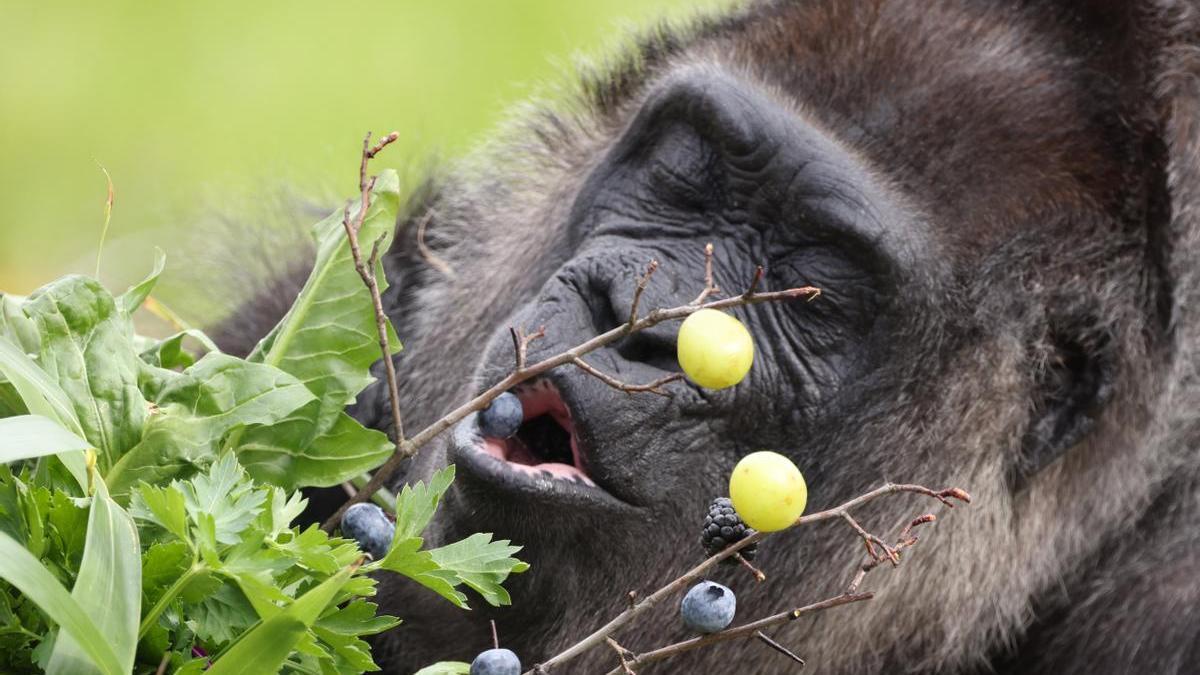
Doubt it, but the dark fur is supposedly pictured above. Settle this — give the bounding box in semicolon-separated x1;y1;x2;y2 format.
216;1;1200;672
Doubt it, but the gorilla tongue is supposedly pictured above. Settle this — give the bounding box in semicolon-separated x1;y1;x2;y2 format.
480;384;593;484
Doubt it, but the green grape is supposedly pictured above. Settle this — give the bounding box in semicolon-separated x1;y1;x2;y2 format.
728;451;807;532
676;308;754;389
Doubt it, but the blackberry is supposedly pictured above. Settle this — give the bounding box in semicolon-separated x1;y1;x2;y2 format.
700;497;758;564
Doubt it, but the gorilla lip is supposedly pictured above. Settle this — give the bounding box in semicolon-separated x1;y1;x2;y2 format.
479;381;595;485
451;380;633;509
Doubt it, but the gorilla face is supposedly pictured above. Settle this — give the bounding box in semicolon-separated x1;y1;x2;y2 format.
221;1;1200;673
449;70;911;520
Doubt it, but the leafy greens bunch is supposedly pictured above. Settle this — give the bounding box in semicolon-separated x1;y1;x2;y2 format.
0;170;526;674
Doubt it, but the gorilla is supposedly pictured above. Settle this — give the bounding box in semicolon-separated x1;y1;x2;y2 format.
215;0;1200;672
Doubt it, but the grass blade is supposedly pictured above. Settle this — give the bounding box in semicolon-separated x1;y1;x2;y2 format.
0;531;123;675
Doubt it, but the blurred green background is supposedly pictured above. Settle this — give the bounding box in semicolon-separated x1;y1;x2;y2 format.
0;0;726;321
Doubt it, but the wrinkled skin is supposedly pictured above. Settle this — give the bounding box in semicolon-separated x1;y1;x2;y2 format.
216;0;1200;673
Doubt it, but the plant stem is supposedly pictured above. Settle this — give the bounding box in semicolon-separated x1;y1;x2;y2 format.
139;562;205;640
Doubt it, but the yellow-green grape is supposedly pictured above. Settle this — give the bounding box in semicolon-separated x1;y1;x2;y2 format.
728;451;807;532
676;309;754;389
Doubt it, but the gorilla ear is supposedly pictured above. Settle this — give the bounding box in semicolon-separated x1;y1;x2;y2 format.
1015;318;1116;487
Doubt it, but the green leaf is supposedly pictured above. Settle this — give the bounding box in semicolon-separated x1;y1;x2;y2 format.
248;169;402;434
0;531;123;675
0;339;88;491
206;564;355;675
46;484;141;675
0;415;92;466
23;276;148;469
0;293;38;356
238;409;394;490
130;483;189;543
232;172;401;491
105;353;315;494
0;336;83;434
117;249;166;317
413;662;471;675
427;533;527;607
394;465;456;541
376;536;468;609
177;453;266;546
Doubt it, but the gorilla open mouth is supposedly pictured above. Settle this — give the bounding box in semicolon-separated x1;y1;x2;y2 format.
450;380;635;511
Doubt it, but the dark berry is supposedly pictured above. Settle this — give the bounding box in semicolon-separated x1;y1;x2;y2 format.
680;581;736;633
470;648;521;675
340;503;394;559
479;392;523;439
700;497;758;564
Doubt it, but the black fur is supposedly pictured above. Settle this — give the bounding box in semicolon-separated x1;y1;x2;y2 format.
216;1;1200;672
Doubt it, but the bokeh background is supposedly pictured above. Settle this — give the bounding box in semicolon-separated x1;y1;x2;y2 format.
0;0;727;322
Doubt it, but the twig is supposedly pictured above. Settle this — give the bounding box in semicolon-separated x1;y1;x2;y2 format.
599;593;870;675
628;260;659;327
511;326;547;372
340;132;405;452
491;620;500;651
606;638;637;674
744;265;764;298
321;245;821;531
416;208;456;279
690;243;719;305
526;483;970;674
755;631;805;666
154;651;170;675
570;357;684;396
733;552;766;582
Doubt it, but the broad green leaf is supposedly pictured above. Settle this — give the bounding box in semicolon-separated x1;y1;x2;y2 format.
46;484;141;675
22;276;147;469
248;169;402;434
0;336;82;434
105;353;314;494
138;329;220;371
116;249;165;317
238;408;393;490
427;533;528;607
0;293;38;355
0;531;123;675
414;662;471;675
376;536;468;609
206;564;355;675
394;465;456;541
0;415;92;463
0;338;89;491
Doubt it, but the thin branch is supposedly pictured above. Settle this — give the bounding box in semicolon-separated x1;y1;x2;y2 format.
321;250;821;531
600;593;871;675
690;243;719;305
571;357;684;396
341;134;405;451
491;620;500;651
755;631;805;667
628;260;659;327
606;638;637;675
526;483;970;674
744;265;764;298
733;552;766;582
511;326;547;372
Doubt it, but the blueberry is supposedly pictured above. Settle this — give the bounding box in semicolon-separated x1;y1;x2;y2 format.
680;581;736;634
470;648;521;675
340;503;394;559
479;392;523;439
